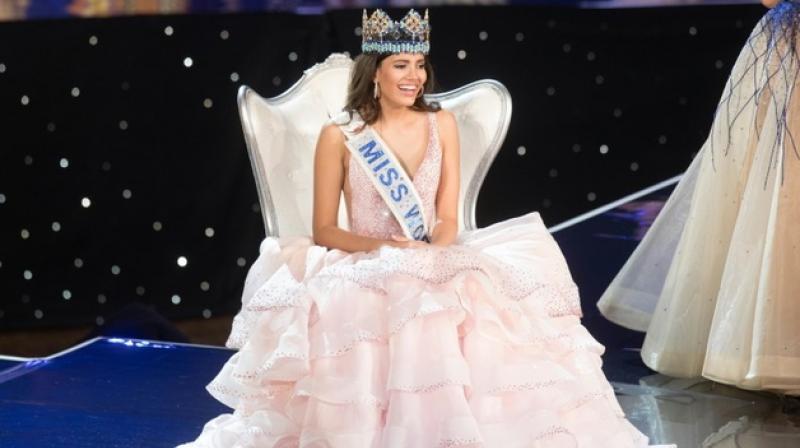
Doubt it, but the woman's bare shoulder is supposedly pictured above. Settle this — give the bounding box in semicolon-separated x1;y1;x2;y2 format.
315;123;348;167
318;122;346;146
435;109;458;138
435;107;456;123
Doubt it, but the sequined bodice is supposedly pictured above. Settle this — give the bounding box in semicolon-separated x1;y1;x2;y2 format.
347;113;441;240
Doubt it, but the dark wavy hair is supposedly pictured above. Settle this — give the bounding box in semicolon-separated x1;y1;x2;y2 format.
344;53;440;125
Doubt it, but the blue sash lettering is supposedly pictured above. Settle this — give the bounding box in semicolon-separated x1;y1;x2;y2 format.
372;158;390;173
391;184;408;202
359;141;384;164
379;168;399;186
404;204;419;219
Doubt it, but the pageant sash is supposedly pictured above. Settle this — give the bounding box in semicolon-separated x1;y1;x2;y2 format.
336;112;430;241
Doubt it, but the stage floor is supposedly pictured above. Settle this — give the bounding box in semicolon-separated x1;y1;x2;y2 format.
2;180;798;447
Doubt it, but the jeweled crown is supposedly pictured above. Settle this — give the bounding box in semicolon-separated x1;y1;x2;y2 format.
361;9;430;55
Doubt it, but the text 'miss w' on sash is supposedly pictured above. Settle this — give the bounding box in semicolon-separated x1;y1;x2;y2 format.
335;111;430;242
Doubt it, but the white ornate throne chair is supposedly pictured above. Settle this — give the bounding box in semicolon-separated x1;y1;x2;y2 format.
238;53;512;238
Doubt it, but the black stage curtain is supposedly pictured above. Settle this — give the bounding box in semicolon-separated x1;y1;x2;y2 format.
0;5;763;330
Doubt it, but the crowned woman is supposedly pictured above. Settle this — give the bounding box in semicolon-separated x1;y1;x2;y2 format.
599;0;800;395
181;9;653;447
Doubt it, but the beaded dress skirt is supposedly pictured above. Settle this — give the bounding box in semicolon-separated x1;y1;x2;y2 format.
180;113;651;447
599;3;800;394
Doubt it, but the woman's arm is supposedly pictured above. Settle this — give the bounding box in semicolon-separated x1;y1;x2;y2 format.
762;0;781;8
430;110;460;247
312;123;406;252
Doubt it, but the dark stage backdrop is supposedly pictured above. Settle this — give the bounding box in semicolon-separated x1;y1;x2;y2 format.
0;5;762;331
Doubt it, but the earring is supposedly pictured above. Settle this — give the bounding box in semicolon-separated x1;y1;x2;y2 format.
373;81;380;99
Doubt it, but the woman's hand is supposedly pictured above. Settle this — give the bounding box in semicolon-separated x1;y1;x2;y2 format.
762;0;781;8
386;235;429;249
429;218;457;247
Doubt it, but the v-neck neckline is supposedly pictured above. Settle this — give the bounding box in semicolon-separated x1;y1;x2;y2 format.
370;113;431;182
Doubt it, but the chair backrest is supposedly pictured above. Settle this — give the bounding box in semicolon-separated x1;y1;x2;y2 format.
238;53;512;238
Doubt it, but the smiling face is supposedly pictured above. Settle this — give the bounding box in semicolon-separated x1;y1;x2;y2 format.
374;53;427;108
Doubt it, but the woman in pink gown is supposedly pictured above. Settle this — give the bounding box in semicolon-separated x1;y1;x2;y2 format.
181;9;653;448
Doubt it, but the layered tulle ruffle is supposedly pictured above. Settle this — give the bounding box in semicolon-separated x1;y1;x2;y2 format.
181;213;649;447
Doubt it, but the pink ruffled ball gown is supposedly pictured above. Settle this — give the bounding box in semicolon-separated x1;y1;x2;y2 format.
180;113;651;447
